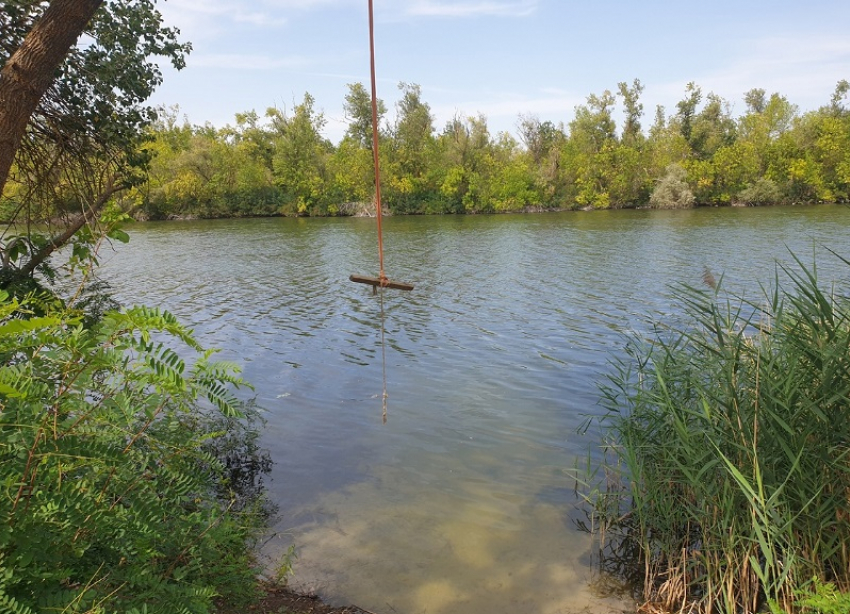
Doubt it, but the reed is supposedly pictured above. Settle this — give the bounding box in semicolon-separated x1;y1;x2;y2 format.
590;253;850;613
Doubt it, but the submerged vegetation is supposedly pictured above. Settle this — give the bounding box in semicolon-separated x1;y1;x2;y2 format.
587;253;850;613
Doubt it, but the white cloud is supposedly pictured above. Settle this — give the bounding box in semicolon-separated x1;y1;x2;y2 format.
408;0;537;18
158;0;289;39
686;34;850;112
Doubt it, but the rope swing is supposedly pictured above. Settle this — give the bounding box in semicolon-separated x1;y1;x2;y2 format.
349;0;413;424
349;0;414;294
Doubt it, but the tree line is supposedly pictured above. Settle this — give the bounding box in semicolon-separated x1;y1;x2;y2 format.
123;79;850;219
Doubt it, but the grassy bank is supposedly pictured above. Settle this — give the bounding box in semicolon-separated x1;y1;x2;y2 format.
587;253;850;613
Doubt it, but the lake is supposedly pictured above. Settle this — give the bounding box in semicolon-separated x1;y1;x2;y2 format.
100;205;850;614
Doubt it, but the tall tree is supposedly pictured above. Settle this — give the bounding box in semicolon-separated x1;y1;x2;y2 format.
518;114;561;164
675;82;702;145
689;92;736;158
384;82;435;211
567;90;618;208
744;88;767;115
829;79;850;117
0;0;103;193
618;78;645;146
0;0;189;287
436;113;494;212
268;93;333;214
392;82;435;164
343;82;386;149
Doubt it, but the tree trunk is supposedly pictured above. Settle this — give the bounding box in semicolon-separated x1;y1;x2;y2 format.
0;0;103;195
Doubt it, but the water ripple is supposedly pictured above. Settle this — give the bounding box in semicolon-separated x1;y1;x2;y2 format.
100;207;850;614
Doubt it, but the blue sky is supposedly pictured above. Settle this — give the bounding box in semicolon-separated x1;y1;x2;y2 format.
148;0;850;143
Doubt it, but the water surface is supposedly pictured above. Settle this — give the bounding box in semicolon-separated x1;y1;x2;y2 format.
100;206;850;614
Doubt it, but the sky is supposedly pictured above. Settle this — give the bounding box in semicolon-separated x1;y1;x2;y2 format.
147;0;850;144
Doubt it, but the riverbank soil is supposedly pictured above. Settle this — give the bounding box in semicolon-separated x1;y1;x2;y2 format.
218;582;375;614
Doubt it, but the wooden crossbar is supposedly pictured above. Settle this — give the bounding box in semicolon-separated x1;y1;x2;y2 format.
349;274;414;292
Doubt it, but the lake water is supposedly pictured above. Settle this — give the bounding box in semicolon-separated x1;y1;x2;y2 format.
100;205;850;614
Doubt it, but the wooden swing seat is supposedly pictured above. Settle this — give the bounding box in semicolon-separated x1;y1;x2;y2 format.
349;274;414;292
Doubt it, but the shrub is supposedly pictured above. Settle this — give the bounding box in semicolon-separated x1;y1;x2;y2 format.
0;292;269;614
649;164;696;208
735;177;784;206
797;577;850;614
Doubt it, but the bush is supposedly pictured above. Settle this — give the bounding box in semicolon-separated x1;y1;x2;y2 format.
588;253;850;613
649;164;696;208
0;293;269;614
735;177;784;206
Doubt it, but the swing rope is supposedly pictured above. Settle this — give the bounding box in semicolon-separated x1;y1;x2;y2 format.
367;0;387;285
349;0;413;292
379;285;388;424
370;0;388;423
349;0;415;423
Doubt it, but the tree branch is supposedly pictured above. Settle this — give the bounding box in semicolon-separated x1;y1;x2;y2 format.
17;179;124;278
0;0;104;194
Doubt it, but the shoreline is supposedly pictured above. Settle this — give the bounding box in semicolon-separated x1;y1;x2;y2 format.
128;199;840;224
217;581;381;614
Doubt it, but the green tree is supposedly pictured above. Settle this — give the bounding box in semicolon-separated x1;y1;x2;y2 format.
645;105;691;195
0;0;189;289
689;92;736;159
143;118;194;217
707;142;761;204
736;91;799;203
324;83;388;214
224;112;279;214
268;93;333;215
434;113;504;213
674;81;702;145
0;0;103;191
618;78;645;147
567;90;620;208
516;114;566;206
343;82;387;149
325;138;374;214
744;88;767;114
384;83;436;212
828;78;849;116
518;114;562;164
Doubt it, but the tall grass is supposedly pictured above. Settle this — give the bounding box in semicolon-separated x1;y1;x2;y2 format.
590;253;850;613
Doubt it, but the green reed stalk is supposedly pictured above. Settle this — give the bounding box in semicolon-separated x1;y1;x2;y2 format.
591;254;850;613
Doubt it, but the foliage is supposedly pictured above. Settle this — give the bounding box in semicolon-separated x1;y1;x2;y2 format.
0;291;271;614
1;0;190;288
736;177;784;206
1;0;190;159
797;578;850;614
649;163;695;208
102;77;850;218
587;253;850;613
